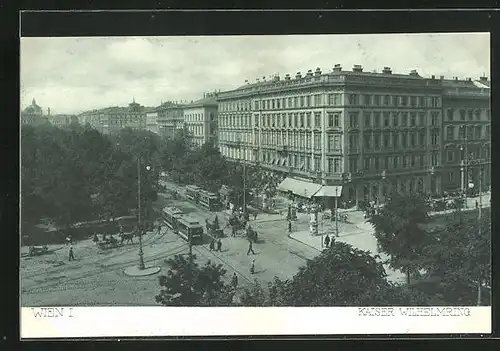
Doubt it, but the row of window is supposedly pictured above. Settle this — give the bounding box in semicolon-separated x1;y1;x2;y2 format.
348;152;440;173
349;131;440;150
219;94;442;112
219;110;442;129
445;147;490;163
187;125;204;137
446;108;490;121
184;113;205;122
445;125;491;140
260;152;342;174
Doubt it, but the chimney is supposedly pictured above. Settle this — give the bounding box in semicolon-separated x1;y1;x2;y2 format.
315;67;322;76
454;77;458;81
296;72;302;79
480;76;488;82
409;69;419;76
306;69;313;77
285;74;291;81
273;75;280;82
333;64;342;72
431;75;435;79
47;107;51;116
352;64;363;72
382;67;392;74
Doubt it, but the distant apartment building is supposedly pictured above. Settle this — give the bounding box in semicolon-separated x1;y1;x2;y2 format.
217;65;490;205
145;110;159;134
21;98;49;126
155;101;185;138
441;76;491;193
78;99;149;134
47;110;79;128
183;92;219;148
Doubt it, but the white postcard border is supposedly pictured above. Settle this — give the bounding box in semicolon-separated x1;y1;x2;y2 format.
21;306;491;338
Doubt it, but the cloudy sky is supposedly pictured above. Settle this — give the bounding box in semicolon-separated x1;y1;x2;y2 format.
21;33;490;115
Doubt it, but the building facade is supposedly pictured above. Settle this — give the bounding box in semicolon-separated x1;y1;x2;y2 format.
47;112;79;128
78;99;148;134
183;93;219;148
21;99;49;126
155;101;185;138
145;110;159;134
217;65;490;205
441;76;491;194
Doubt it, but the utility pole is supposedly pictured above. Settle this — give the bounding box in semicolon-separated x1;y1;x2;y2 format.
137;159;145;270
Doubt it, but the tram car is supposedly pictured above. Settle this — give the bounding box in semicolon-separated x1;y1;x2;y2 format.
176;215;204;245
185;185;201;202
198;190;221;211
162;206;183;230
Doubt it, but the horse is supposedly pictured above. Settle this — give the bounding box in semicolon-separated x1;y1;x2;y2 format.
120;232;134;244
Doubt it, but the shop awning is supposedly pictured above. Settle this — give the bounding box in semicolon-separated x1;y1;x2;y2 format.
313;185;343;198
278;177;322;198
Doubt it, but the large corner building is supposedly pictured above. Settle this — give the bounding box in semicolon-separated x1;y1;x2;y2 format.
216;65;491;205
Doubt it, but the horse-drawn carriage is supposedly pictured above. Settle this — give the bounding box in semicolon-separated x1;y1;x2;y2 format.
96;235;122;250
28;245;49;256
205;217;224;238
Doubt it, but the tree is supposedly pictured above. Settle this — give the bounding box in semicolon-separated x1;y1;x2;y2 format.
239;279;268;306
422;209;491;305
156;254;234;306
369;193;432;285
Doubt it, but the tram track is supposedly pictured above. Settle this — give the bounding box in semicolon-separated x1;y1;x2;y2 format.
21;229;169;281
22;241;189;294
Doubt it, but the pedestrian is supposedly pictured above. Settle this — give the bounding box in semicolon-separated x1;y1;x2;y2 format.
253;212;257;221
209;238;215;251
475;200;479;209
231;272;238;289
93;232;99;243
324;234;330;248
217;238;222;252
68;246;75;261
157;224;162;234
231;226;236;237
247;239;256;255
250;259;255;274
288;220;292;233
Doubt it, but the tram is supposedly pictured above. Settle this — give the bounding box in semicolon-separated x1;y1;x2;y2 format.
162;207;183;230
185;185;201;202
198;190;221;211
176;215;204;244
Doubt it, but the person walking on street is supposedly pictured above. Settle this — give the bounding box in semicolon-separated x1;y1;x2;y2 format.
475;200;479;209
247;239;255;255
231;272;238;289
68;246;75;261
231;226;236;237
209;238;215;251
324;234;330;248
217;238;222;252
288;220;292;233
250;259;255;274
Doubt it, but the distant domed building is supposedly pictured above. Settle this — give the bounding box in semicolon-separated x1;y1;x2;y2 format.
21;98;49;126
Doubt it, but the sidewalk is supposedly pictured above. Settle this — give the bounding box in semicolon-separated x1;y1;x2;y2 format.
289;229;404;284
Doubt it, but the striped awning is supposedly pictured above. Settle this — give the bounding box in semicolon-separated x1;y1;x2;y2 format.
278;177;322;198
312;186;343;197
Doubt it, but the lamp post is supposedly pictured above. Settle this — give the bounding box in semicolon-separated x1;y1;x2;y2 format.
334;186;339;237
137;159;148;270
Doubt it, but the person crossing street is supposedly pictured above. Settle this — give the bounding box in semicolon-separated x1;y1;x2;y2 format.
216;238;222;252
231;272;238;289
68;246;75;261
246;238;255;255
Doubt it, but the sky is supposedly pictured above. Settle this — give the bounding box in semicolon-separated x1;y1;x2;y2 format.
20;33;490;115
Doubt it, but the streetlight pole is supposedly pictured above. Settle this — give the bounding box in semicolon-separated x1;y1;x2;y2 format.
243;162;246;215
137;159;145;270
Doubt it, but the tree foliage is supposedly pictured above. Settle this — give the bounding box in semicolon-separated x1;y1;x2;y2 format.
421;209;491;305
21;124;162;232
156;254;234;306
369;193;432;285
